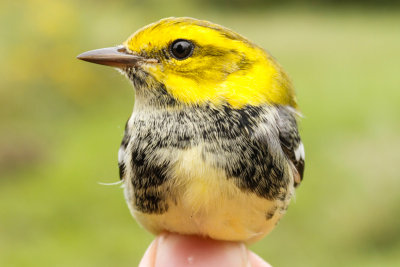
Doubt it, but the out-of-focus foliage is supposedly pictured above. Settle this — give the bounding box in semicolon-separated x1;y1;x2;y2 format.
1;0;400;266
202;0;400;8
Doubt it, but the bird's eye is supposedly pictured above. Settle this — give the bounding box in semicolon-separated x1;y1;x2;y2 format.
169;39;194;60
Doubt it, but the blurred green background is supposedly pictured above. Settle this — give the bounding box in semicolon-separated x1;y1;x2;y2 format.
1;0;400;266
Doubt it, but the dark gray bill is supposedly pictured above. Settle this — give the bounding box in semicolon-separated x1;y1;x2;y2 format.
77;46;156;68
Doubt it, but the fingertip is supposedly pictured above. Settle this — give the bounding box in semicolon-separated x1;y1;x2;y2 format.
139;238;159;267
248;251;273;267
139;233;272;267
142;233;249;267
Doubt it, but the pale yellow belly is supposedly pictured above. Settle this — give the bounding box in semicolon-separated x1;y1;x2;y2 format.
125;146;293;243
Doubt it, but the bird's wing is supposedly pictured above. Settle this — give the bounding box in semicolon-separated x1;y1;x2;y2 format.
276;106;305;187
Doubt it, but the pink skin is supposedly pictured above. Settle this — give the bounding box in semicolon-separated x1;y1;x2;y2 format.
139;233;272;267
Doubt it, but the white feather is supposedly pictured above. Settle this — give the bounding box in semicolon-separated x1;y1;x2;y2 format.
294;142;305;161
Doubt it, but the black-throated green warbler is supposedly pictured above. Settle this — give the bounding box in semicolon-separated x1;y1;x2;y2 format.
78;17;305;243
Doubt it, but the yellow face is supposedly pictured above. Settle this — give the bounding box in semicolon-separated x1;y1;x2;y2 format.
124;17;297;108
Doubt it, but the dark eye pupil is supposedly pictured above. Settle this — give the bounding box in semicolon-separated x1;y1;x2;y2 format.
170;39;193;60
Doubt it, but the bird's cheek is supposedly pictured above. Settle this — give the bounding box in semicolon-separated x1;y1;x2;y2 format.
142;63;165;82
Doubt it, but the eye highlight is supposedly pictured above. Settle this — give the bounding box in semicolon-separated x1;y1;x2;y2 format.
169;39;194;60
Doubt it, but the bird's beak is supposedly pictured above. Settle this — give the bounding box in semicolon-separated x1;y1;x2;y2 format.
77;45;158;68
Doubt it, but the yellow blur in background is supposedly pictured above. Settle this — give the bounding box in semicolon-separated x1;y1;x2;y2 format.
1;0;400;266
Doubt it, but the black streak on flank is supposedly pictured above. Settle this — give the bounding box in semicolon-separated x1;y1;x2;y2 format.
119;120;130;180
135;191;168;214
121;134;130;150
130;144;170;213
119;162;126;180
217;105;290;200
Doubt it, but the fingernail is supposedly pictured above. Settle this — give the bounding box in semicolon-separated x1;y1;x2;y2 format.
154;233;249;267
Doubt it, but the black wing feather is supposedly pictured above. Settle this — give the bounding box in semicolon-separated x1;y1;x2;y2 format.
276;106;305;187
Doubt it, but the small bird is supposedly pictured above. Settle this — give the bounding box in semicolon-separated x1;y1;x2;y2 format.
78;17;305;243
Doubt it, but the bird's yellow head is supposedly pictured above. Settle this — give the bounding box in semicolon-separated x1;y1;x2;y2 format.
78;17;297;108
